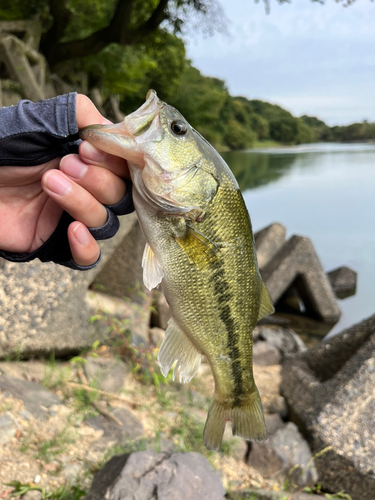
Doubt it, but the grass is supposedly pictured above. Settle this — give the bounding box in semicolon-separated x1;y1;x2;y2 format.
4;344;24;362
43;353;71;391
19;424;75;464
169;408;207;454
5;481;86;499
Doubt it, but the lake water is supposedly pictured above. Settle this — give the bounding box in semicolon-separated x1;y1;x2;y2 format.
221;143;375;338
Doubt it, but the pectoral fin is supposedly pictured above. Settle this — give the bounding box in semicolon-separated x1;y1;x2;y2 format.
257;281;275;322
158;318;201;383
142;243;164;290
175;224;218;266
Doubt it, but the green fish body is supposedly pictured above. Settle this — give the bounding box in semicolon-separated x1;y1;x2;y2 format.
80;90;274;450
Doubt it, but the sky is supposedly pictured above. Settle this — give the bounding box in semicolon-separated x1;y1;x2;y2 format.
184;0;375;126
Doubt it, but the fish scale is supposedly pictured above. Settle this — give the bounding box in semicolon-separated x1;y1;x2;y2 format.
79;90;274;451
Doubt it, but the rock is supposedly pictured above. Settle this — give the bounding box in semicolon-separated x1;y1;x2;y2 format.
86;407;144;444
0;375;61;419
267;395;287;418
247;442;283;478
227;491;322;500
270;422;318;486
22;492;42;500
281;314;375;500
253;364;281;414
246;414;286;478
84;357;129;393
149;327;165;346
0;361;45;382
223;425;248;461
254;223;286;269
0;214;139;359
92;211;148;304
63;462;83;483
253;341;281;366
253;326;307;362
0;413;17;444
247;422;318;486
86;290;152;347
151;291;171;330
19;409;33;420
264;413;285;436
261;235;341;323
327;265;357;299
85;451;225;500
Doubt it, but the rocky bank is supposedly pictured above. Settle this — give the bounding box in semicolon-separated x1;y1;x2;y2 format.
2;297;366;500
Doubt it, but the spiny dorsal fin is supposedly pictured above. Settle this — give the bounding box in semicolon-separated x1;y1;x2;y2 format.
257;281;275;322
141;243;164;291
157;318;201;384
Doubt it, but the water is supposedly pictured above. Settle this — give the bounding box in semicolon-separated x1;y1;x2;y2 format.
221;143;375;338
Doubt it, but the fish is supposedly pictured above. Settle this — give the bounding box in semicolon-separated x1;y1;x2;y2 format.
79;90;274;451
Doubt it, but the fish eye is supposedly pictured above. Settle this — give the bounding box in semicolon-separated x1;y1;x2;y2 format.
171;120;187;136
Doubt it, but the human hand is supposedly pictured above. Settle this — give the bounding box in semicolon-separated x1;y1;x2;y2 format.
0;94;131;268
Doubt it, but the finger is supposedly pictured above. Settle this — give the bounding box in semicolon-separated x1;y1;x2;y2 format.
68;221;100;267
76;94;112;129
42;170;108;228
60;154;126;206
79;141;130;179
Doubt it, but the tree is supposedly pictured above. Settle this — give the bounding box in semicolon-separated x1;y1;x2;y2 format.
0;0;224;67
1;0;365;68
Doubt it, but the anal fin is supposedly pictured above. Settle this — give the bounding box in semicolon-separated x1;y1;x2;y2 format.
157;318;201;383
142;243;164;291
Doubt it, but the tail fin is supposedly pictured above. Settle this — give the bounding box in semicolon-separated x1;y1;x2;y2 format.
203;390;267;451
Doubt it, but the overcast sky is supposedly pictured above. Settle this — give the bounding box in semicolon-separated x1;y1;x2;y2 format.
184;0;375;126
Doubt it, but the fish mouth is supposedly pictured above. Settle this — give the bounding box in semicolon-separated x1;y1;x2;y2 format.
79;90;163;162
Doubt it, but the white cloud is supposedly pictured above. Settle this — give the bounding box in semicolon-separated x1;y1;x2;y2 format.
185;0;375;125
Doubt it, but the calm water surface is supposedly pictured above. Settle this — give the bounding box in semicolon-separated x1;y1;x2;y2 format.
221;143;375;337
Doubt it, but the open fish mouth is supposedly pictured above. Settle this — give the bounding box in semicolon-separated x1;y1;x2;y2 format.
79;90;163;165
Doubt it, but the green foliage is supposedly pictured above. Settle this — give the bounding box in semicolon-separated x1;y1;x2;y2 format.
168;64;229;146
250;114;269;140
224;119;256;150
5;481;86;499
43;354;71;391
303;484;353;499
269;115;299;144
0;0;49;23
79;30;186;111
330;121;375;142
19;424;75;463
1;0;369;148
296;119;315;144
4;344;24;362
170;409;206;452
63;0;117;41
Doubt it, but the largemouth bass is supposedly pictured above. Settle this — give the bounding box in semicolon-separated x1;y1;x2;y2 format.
80;90;274;451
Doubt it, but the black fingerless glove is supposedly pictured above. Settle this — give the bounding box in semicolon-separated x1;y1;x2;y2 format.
0;93;134;270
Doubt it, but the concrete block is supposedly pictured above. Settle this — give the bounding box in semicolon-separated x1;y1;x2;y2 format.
327;265;357;299
281;314;375;500
261;235;341;323
254;223;286;269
